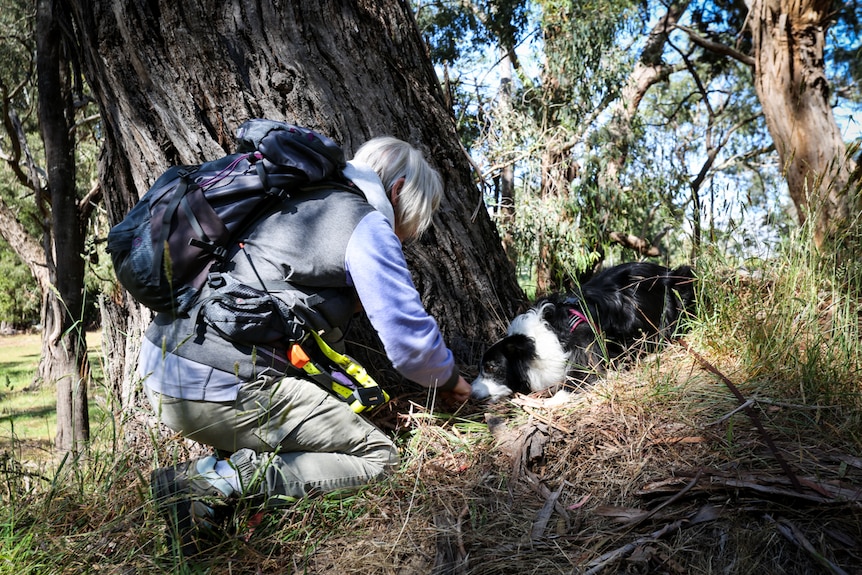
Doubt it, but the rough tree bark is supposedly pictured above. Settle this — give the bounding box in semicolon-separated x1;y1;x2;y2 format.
65;0;525;447
0;200;49;314
747;0;858;247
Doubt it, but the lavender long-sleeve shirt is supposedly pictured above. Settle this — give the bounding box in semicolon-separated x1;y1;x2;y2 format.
345;211;457;389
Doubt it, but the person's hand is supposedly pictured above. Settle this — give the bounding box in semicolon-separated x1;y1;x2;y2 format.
439;375;472;405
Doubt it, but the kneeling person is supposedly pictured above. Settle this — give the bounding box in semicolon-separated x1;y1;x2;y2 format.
140;134;471;553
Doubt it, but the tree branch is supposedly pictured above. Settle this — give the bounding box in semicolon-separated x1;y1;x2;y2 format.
674;25;755;67
78;180;102;222
609;232;661;257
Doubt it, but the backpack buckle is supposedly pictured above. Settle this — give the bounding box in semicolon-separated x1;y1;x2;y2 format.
207;272;227;288
352;386;387;409
210;245;228;260
188;237;227;260
268;187;290;199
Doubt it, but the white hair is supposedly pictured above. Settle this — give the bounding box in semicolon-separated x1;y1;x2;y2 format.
352;136;443;239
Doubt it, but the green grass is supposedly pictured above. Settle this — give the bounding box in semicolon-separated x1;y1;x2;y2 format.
690;228;862;437
0;331;105;459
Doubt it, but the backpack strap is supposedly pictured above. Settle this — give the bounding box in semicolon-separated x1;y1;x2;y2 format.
254;161;291;200
213;244;384;411
287;330;389;413
154;170;196;279
301;176;366;198
184;201;227;260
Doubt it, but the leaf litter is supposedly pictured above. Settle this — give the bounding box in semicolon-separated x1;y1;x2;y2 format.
321;342;862;575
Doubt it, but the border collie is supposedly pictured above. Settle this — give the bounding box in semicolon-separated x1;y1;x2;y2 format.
471;262;696;403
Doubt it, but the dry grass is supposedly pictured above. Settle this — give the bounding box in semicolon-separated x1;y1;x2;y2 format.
4;263;862;574
4;338;860;575
160;343;858;575
378;346;861;575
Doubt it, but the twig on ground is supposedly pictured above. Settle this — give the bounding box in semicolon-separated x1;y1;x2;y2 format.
706;398;755;426
678;339;804;491
583;517;688;575
530;480;565;541
615;469;703;531
767;514;850;575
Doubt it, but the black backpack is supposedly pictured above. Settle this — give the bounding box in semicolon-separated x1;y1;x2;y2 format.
107;119;356;315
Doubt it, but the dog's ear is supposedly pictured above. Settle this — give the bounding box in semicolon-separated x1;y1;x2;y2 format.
544;296;583;332
503;333;537;359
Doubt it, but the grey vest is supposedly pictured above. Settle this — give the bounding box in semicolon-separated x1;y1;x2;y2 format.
145;187;375;381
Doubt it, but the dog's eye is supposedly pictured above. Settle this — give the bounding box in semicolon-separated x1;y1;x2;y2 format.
482;359;503;375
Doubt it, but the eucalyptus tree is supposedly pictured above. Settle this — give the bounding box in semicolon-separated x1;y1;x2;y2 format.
0;3;48;341
417;0;860;293
414;0;530;260
416;0;701;290
746;0;859;249
612;0;860;254
64;0;524;447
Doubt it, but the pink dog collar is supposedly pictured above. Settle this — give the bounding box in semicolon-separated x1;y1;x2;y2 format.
569;309;589;332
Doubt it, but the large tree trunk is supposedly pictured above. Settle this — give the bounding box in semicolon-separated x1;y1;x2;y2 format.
36;0;89;453
747;0;858;248
66;0;524;447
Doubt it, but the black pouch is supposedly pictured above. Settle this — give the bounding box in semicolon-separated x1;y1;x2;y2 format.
199;274;306;346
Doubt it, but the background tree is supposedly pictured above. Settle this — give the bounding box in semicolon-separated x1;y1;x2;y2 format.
418;0;860;290
414;0;528;262
0;242;40;331
0;0;101;453
35;0;90;453
63;0;525;446
746;0;859;248
0;3;50;342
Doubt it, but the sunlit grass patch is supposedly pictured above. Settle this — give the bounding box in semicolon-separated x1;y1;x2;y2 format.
691;234;862;440
0;331;107;461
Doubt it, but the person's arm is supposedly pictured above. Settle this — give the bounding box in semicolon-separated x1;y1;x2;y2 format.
345;212;460;390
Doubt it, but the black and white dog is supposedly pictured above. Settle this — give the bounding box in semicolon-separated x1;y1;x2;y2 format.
471;262;696;403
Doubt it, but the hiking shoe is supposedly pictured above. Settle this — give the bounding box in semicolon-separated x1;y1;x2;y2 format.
150;455;237;556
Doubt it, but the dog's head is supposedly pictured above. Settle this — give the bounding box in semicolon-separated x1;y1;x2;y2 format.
471;305;569;402
471;333;536;402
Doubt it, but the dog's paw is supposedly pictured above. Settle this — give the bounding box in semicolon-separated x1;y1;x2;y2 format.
542;388;573;408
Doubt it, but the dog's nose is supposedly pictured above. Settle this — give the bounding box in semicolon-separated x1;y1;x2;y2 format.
470;376;513;403
470;377;491;400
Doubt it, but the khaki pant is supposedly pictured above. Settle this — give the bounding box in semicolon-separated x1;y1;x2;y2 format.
145;374;400;500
